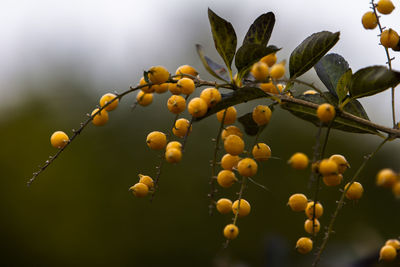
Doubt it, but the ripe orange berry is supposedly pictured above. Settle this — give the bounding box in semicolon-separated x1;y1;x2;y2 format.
392;181;400;198
216;107;237;125
252;143;271;161
99;93;119;111
376;168;397;188
91;108;109;126
319;159;338;176
380;245;397;261
377;0;395;15
50;131;69;148
139;77;155;93
260;53;277;67
288;193;308;212
188;97;208;118
269;62;285;79
361;11;378;30
221;126;243;141
167;95;186;114
223;135;245;156
344;182;364;200
288;153;309;170
136;91;153;106
138;174;154;189
252;105;272;126
223;224;239;240
146;131;167;150
166;141;182;151
129;183;149;197
385;239;400;250
168;82;181;95
380;29;400;49
232;199;251;217
259;82;279;94
237;158;258;177
175;65;198;79
317;103;336;123
216;198;233;214
304;218;320;234
165;148;182;163
153;83;169;94
323;174;343;187
200;88;221;108
305;201;323;219
173;118;192;138
251;61;269;81
148;66;169;84
296;237;313;254
217;170;237;188
220;154;240;170
177;78;195;95
329;154;350;174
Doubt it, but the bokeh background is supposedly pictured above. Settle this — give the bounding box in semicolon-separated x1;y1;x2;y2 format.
1;0;400;266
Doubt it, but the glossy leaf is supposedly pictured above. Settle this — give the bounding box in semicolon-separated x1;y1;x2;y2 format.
314;53;349;97
243;12;275;46
349;66;400;98
196;44;229;82
208;8;237;72
336;69;352;103
289;31;340;78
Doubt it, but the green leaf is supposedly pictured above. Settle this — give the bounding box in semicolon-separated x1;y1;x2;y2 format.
243;12;275;46
208;8;237;73
314;53;349;97
143;71;149;83
235;44;280;80
196;44;229;82
281;92;380;135
289;31;340;78
238;113;262;136
336;69;352;103
349;66;400;98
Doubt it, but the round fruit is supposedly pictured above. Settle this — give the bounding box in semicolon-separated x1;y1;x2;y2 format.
91;108;109;126
216;198;233;214
380;245;397;261
177;78;195;95
237;158;258;177
252;105;272;126
166;141;182;151
99;93;119;111
216;107;237;125
376;168;397;188
138;174;154;189
136;91;153;106
220;154;240;170
260;53;277;67
385;239;400;250
153;83;169;94
344;182;364;200
175;65;198;79
269;62;285;79
129;183;149;197
148;66;169;84
361;11;378;30
252;143;271;161
165;148;182;163
139;77;154;93
167;95;186;114
296;237;313;254
200;88;221;107
223;224;239;240
232;199;251;217
50;131;69;148
146;131;167;150
329;154;350;174
188;97;208;118
317;103;336;123
251;62;269;81
377;0;395;15
221;126;243;141
259;82;279;94
323;174;343;187
380;29;400;49
319;159;339;176
288;193;308;212
305;201;323;219
173;118;192;138
168;82;181;95
224;135;245;156
217;170;237;188
288;153;309;170
304;218;320;234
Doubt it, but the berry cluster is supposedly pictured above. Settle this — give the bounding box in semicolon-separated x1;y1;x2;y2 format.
380;238;400;262
376;168;400;198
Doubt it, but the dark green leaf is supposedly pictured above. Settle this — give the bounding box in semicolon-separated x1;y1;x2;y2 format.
143;71;149;83
235;44;280;80
238;113;260;136
336;69;352;103
243;12;275;46
196;44;229;82
281;92;380;135
289;31;340;78
349;66;400;98
314;53;349;97
208;8;237;72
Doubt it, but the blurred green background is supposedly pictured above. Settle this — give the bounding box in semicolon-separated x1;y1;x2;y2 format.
1;1;400;266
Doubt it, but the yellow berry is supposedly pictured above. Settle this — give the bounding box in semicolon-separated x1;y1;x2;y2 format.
146;131;167;150
200;88;221;108
237;158;258;177
323;174;343;187
217;170;237;188
260;53;277;67
177;78;195;95
269;62;285;79
376;168;397;188
166;141;182;151
304;219;320;234
251;62;269;81
303;89;318;95
168;82;181;95
296;237;313;254
380;245;397;261
139;77;154;93
224;135;245;156
99;93;119;111
392;181;400;198
380;29;400;49
288;152;309;170
91;108;109;126
385;239;400;250
252;105;272;126
188;97;208;118
223;224;239;240
138;174;154;189
175;65;198;79
319;159;338;176
216;198;233;214
129;183;149;197
377;0;395;15
50;131;69;148
288;193;308;212
221;154;241;170
317;103;336;123
232;199;251;217
173;118;192;138
216;107;237;125
167;95;186;114
305;201;323;219
329;154;350;174
361;11;378;30
221;126;243;141
252;143;271;161
148;66;169;84
345;182;364;200
165;148;182;163
136;91;153;106
259;82;279;94
153;83;169;94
